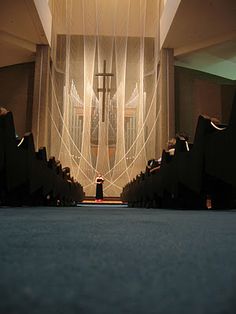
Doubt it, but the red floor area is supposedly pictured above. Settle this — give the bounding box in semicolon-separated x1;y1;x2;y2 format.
82;198;124;205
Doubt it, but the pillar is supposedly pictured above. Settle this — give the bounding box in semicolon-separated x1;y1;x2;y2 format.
32;44;50;149
157;48;175;155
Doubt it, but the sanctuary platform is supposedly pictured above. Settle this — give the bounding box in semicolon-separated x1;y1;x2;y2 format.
81;196;126;205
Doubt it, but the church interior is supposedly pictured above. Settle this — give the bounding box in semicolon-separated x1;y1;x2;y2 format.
1;1;236;313
1;0;236;203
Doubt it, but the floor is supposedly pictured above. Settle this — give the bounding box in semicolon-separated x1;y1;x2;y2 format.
0;206;236;314
82;199;125;204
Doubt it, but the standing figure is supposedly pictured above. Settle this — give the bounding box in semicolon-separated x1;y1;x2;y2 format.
95;174;104;202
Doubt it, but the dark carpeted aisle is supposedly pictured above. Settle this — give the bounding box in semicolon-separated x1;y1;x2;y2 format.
0;206;236;314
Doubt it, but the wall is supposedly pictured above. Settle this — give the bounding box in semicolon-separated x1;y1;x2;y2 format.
160;0;182;48
33;0;52;44
221;85;236;123
175;66;236;142
0;62;35;137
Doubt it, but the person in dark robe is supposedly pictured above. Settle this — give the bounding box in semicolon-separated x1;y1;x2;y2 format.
95;174;104;201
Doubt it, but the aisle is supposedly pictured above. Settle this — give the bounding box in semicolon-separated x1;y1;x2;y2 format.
0;207;236;314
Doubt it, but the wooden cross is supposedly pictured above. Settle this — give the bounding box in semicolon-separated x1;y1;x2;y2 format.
96;60;114;122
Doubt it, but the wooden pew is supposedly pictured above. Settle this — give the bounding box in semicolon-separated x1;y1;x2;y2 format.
36;147;54;198
121;137;190;208
0;114;5;196
0;112;28;204
205;91;236;208
145;137;189;208
20;136;65;205
172;116;217;208
0;111;84;206
122;91;236;210
124;117;214;209
19;133;46;198
62;168;83;204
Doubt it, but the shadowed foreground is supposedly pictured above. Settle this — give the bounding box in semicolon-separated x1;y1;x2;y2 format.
0;206;236;314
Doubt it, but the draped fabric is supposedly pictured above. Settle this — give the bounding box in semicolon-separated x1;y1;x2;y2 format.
47;0;161;197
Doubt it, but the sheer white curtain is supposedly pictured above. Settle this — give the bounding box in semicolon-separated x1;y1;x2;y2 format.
48;0;160;197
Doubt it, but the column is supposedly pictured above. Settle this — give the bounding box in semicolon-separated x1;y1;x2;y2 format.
32;44;50;149
157;48;175;155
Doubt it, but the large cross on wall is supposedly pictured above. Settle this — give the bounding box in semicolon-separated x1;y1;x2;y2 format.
96;60;114;122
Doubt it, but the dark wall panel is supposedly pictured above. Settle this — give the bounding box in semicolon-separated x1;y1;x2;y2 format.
175;66;236;142
0;62;35;137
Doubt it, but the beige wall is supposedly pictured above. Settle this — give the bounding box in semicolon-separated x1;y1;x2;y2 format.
175;66;236;142
0;62;35;137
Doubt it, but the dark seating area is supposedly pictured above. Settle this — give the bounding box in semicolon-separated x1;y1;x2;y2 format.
204;92;236;209
0;111;84;206
121;92;236;210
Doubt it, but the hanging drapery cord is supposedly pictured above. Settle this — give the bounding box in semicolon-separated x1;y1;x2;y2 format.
103;72;160;178
50;67;160;194
47;105;93;184
49;70;95;171
105;95;161;192
104;91;162;192
111;0;131;184
49;0;160;196
86;82;161;194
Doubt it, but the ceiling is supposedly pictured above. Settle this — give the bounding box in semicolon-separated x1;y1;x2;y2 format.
161;0;236;80
175;40;236;80
1;0;236;81
0;0;49;68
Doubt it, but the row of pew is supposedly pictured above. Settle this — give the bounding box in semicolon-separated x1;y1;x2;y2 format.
0;111;84;206
121;92;236;209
